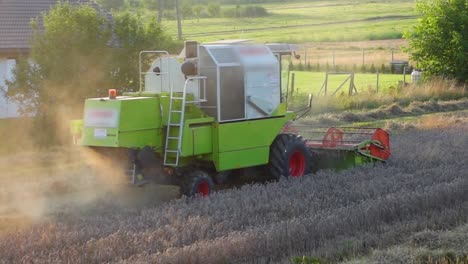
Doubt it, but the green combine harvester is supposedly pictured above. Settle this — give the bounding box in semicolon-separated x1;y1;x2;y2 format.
71;40;391;197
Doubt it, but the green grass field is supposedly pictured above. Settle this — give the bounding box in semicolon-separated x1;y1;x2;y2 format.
289;71;410;95
160;0;417;43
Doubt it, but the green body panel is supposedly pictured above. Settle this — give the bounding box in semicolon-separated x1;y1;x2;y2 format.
180;118;215;156
123;91;205;126
212;113;294;171
270;102;287;116
80;97;162;148
218;147;270;170
79;93;210;150
216;116;288;152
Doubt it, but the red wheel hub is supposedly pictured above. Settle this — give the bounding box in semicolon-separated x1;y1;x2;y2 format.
197;181;210;196
289;151;306;177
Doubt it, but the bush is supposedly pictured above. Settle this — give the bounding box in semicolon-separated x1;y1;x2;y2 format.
222;5;269;18
240;6;268;17
163;10;176;20
207;2;221;17
222;7;237;17
380;64;387;74
405;0;468;82
297;62;304;71
360;64;367;73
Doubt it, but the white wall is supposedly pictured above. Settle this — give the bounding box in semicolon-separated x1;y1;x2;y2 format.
0;58;20;119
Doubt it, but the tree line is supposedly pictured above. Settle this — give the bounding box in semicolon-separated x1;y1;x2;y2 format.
97;0;269;20
97;0;302;11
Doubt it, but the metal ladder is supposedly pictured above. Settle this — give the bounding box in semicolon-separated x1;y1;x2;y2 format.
163;76;207;166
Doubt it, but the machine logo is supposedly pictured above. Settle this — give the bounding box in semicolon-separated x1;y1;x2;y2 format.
84;109;119;128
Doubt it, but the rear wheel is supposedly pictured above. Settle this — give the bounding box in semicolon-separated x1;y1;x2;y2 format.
268;133;313;179
180;170;214;197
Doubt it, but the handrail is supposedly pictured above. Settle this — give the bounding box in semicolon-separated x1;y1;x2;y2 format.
183;76;207;103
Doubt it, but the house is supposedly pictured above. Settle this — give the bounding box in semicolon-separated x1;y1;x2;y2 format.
0;0;112;119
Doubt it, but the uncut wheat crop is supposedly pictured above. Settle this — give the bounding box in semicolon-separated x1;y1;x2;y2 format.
0;122;467;264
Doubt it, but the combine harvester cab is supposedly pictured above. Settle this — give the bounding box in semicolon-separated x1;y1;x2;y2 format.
71;40;390;197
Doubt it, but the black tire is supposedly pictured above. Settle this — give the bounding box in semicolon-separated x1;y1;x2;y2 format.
180;170;215;197
268;133;313;179
213;170;231;184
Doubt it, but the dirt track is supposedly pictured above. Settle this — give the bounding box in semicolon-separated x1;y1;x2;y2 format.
0;111;467;263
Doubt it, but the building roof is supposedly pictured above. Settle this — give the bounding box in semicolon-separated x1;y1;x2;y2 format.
0;0;112;55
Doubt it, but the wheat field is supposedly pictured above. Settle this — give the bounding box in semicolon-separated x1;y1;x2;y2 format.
0;110;467;263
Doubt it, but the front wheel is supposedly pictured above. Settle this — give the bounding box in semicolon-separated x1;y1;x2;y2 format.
180;170;215;197
268;133;313;179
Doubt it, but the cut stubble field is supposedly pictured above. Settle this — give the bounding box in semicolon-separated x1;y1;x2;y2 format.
0;109;467;263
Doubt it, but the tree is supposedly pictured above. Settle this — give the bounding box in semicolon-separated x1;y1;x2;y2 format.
142;0;158;10
181;3;193;19
7;3;112;117
404;0;468;82
126;0;141;8
111;12;175;92
158;0;164;22
96;0;125;10
207;2;221;17
5;3;176;144
5;3;112;144
193;5;203;22
175;0;182;39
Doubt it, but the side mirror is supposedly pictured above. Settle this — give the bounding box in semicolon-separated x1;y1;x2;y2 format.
294;53;301;60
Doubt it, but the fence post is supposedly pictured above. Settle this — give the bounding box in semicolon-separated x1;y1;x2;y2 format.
349;73;355;96
290;72;295;96
324;72;328;96
362;48;365;65
403;67;407;86
304;49;308;66
333;50;336;71
376;70;380;93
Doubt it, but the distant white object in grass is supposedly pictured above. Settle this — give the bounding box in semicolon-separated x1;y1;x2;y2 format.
411;69;422;83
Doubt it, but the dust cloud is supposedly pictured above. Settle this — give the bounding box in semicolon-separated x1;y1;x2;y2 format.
0;110;153;233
